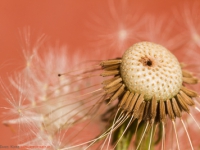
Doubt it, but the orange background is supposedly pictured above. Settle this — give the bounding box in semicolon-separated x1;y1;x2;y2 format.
0;0;195;147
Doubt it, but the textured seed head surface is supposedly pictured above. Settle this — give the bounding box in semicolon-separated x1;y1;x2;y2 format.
120;42;182;101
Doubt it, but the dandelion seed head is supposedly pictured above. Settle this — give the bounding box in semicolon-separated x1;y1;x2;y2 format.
120;42;182;101
99;40;199;149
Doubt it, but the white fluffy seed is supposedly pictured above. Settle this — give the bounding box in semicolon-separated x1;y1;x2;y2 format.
120;42;182;101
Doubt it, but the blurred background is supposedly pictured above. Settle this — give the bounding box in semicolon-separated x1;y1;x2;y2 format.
0;0;198;147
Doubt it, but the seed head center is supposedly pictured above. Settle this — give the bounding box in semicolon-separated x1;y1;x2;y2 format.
120;42;183;101
139;55;154;67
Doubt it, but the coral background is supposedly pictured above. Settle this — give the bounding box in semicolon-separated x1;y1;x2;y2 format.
0;0;195;147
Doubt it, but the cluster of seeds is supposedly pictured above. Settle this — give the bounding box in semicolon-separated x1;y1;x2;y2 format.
99;42;199;148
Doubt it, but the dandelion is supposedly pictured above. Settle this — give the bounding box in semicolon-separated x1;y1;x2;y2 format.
60;41;199;150
2;1;200;150
60;1;200;150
